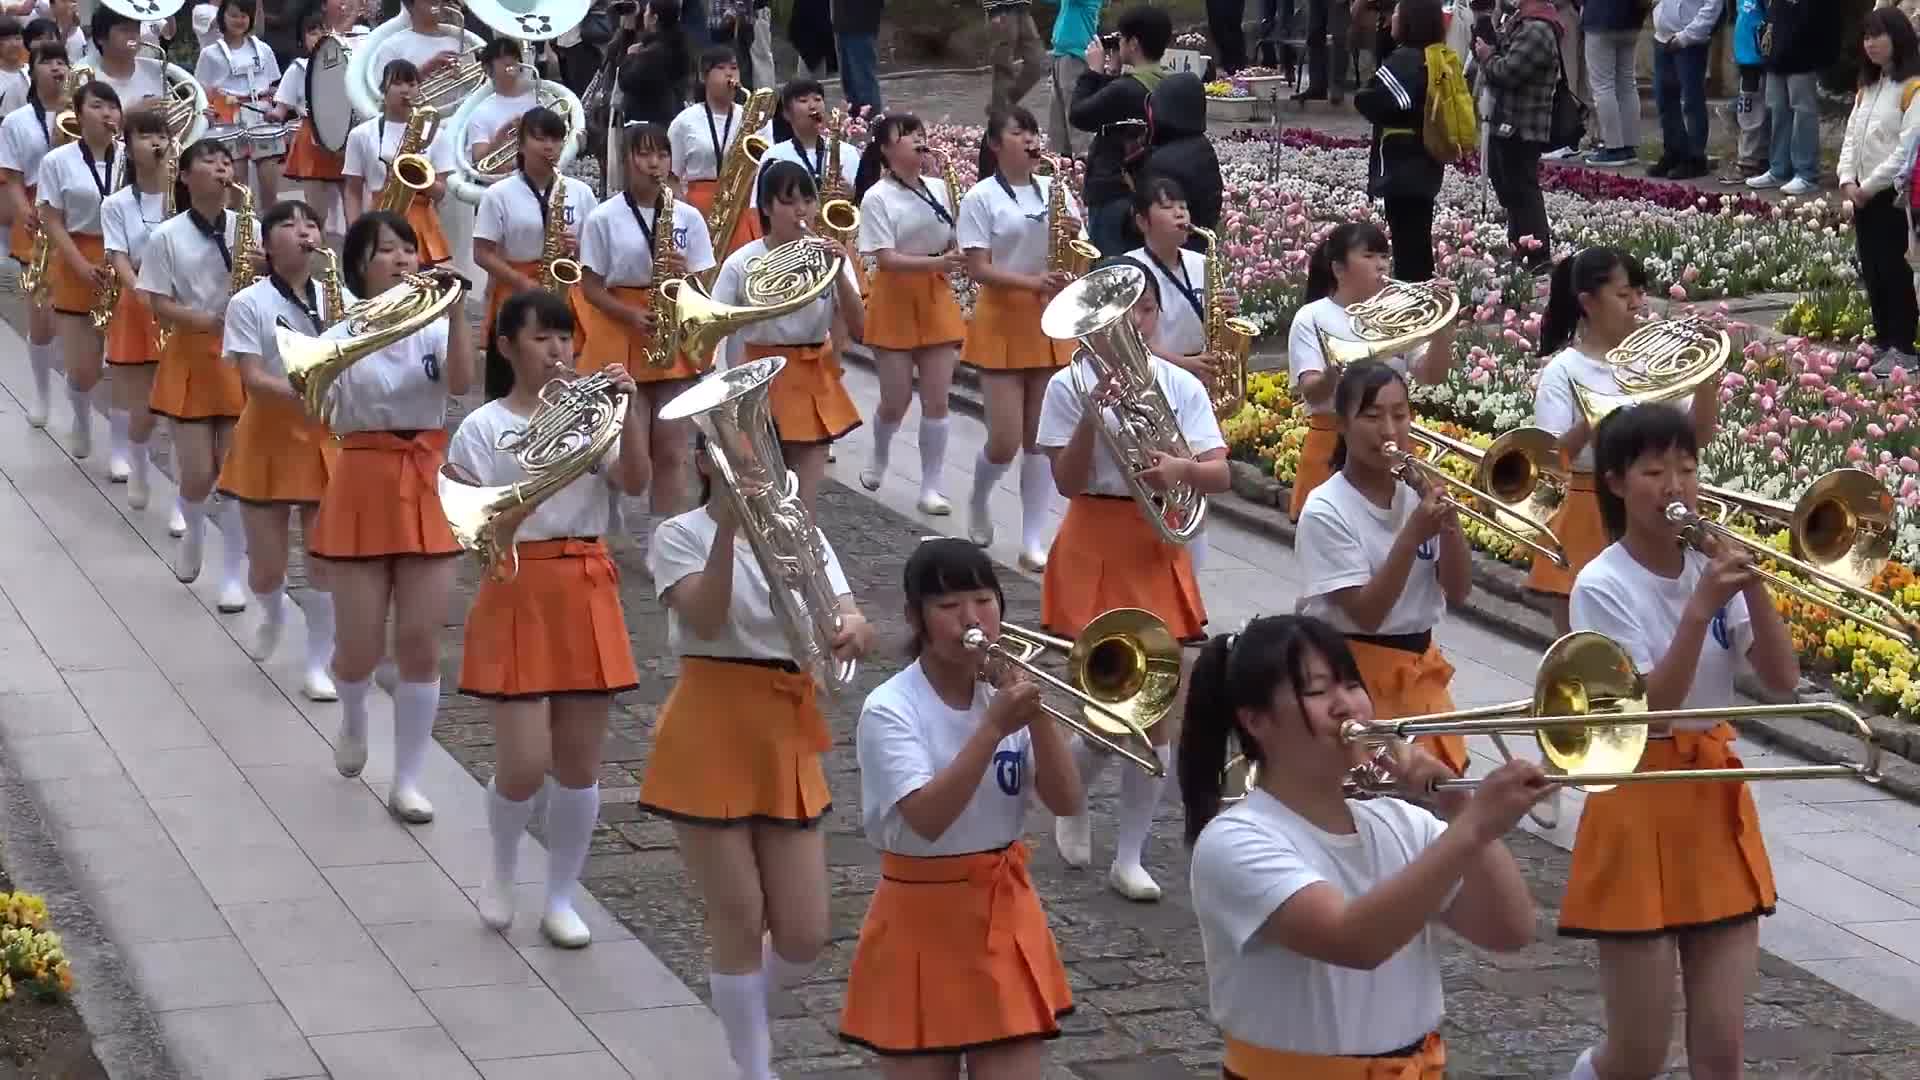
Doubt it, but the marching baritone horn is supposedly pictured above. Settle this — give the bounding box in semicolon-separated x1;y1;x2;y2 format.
278;269;468;425
1572;316;1730;426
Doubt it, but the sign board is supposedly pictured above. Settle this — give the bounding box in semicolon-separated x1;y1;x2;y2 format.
1163;48;1210;76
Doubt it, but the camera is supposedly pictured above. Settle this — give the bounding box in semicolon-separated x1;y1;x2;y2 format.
1100;32;1120;51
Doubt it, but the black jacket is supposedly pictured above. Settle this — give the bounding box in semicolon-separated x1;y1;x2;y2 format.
1581;0;1649;33
618;35;690;128
1070;67;1155;206
830;0;884;34
1141;74;1222;229
1354;46;1445;200
1763;0;1840;76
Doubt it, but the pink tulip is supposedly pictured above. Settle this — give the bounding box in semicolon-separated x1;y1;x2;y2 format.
1669;284;1688;300
1870;423;1888;439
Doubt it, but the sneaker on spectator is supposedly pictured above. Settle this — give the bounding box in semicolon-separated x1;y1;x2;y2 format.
1584;147;1634;167
1745;171;1785;189
1647;156;1675;178
1719;161;1765;184
1781;176;1818;196
1666;157;1710;181
1542;144;1581;160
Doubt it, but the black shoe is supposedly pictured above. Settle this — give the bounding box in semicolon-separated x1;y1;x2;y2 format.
1292;87;1327;103
1667;157;1709;181
1646;157;1675;178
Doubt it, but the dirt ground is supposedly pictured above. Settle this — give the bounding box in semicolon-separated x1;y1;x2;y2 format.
0;860;106;1080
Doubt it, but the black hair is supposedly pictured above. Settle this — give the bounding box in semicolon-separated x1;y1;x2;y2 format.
341;210;417;299
74;79;121;115
902;538;1005;659
639;0;691;108
1180;615;1366;844
489;289;575;397
1328;360;1408;471
519;105;569;142
213;0;253;37
1092;254;1161;307
1593;403;1697;540
779;77;826;112
87;6;135;48
1538;246;1646;356
698;44;738;79
1303;221;1391;304
694;431;713;503
1129;173;1187;220
853;112;926;203
297;9;325;42
0;17;22;40
976;105;1039;179
122;100;169;143
623;120;671;157
1116;5;1173;60
478;36;523;66
20;17;54;51
1392;0;1447;48
25;41;65;103
755;159;817;230
176;135;232;210
261;197;321;270
380;57;419;90
1861;7;1920;86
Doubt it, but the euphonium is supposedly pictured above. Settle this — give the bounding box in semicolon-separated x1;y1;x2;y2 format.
1572;316;1730;426
228;181;258;295
1039;262;1206;545
643;187;680;369
1192;224;1256;419
437;370;630;582
699;86;776;288
1038;153;1098;279
538;174;582;293
278;269;467;425
661;236;847;373
374;103;441;217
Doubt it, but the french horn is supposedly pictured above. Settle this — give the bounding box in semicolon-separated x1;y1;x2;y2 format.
1315;278;1459;369
1573;316;1730;426
660;236;848;372
277;270;468;426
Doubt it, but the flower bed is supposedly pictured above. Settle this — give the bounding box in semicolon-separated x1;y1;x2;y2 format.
0;892;72;1004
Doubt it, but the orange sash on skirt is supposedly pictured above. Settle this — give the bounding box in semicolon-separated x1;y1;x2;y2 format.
865;267;966;352
962;283;1073;370
681;177;762;258
484;258;590;360
49;233;105;317
576;283;695;379
639;656;831;826
150;328;246;421
1290;415;1340;521
839;843;1072;1055
283;119;344;181
105;283;158;365
308;429;462;559
1347;638;1465;777
216;394;335;504
9;185;33;264
748;340;861;444
1527;473;1607;596
459;538;640;699
402;197;452;266
1041;494;1206;642
1559;724;1776;938
1224;1033;1446;1079
207;88;242;125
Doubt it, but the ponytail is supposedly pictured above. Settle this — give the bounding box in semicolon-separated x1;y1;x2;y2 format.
1302;221;1390;305
853;112;926;204
1179;632;1240;844
1536;245;1647;358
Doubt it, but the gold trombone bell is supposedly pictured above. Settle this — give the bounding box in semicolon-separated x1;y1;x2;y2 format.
1385;439;1568;568
1408;423;1568;543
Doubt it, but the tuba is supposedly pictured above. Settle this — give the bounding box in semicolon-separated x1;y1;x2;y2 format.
375;103;441;217
1038;152;1098;279
1316;278;1460;369
228;181;259;295
1040;262;1206;545
539;175;582;293
643;187;680;368
662;236;849;373
699;86;777;289
437;370;629;582
278;269;467;425
1572;316;1730;426
1192;225;1256;419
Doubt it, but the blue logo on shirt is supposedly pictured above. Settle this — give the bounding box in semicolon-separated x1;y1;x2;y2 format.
1415;538;1437;561
673;226;689;247
1711;606;1730;650
993;749;1024;796
423;353;441;382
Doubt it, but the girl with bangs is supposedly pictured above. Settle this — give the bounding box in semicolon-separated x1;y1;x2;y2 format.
667;46;768;258
342;58;456;268
99;101;171;515
0;43;72;430
273;11;347;240
35;78;119;463
193;0;281;201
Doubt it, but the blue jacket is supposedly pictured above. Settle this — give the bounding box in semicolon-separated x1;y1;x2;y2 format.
1733;0;1767;66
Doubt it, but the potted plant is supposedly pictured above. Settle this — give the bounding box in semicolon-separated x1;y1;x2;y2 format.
1206;79;1255;122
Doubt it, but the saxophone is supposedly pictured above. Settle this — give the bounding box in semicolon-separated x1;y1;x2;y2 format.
87;130;128;332
1039;154;1097;280
698;86;776;288
23;67;91;303
307;240;347;326
814;107;858;248
229;181;258;295
538;175;582;293
374;104;441;217
1191;225;1255;420
643;187;679;368
153;140;179;354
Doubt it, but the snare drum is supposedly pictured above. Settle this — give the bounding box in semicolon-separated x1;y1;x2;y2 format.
247;120;295;161
208;123;248;158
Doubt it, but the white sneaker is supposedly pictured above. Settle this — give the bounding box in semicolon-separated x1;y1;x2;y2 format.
478;878;514;931
917;491;951;516
1745;171;1784;189
387;786;434;824
1781;176;1818;196
246;616;284;662
1018;547;1047;573
1054;813;1092;868
1108;863;1162;902
108;453;129;483
217;581;248;614
167;504;187;537
302;668;338;702
967;511;993;547
334;730;367;777
69;418;91;460
540;907;591;948
172;533;203;584
127;467;149;510
25;394;47;429
858;467;882;492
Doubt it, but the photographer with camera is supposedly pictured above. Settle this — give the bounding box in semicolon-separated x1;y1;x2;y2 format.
1069;4;1170;255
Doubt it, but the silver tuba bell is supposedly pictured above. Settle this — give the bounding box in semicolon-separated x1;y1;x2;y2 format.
1040;262;1207;546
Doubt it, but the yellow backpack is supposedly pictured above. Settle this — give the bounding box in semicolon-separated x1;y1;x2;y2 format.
1422;43;1479;163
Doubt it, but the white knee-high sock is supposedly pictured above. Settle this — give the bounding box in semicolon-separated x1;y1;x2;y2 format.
1019;450;1055;552
868;418;899;475
65;380;91;432
542;782;599;919
1188;528;1209;572
108;408;129;460
28;342;52;408
970;450;1012;516
486;780;536;889
390;679;438;794
1567;1048;1598;1080
130;437;151;485
254;585;286;628
1113;745;1171;873
180;498;208;547
918;416;950;495
303;591;336;677
708;970;774;1080
217;499;247;589
336;675;371;742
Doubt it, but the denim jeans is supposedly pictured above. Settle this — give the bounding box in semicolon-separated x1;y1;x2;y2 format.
1584;28;1640;152
837;32;883;115
1767;71;1820;182
1652;40;1710;161
1050;54;1087;155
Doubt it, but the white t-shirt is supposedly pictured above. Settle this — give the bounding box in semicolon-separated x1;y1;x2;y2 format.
0;66;30;116
447;398;616;541
341;114;456;194
194;36;279;110
1295;473;1447;637
1287;296;1418;417
648;505;851;663
375;26;457;76
1533;345;1621;473
101;185;165;264
667;100;770;183
858;174;956;257
474;171;598;263
62;25;85;65
857;659;1035;857
751;135;857;208
322;304;453;433
462;88;537;152
223;274;353;379
1034;354;1225;497
1125;245;1208;358
35;140;117;235
1190;789;1452;1056
1570;544;1754;726
0;103;53;185
578;189;714;288
714;237;855;360
136;209;257;317
93;57;167;110
959;174;1079;278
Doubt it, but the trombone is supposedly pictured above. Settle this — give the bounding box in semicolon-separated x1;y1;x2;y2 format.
961;608;1180;777
1408;423;1568;543
1384;438;1568;568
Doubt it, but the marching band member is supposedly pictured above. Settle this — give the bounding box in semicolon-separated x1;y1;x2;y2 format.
472;104;597;398
462;39;537;175
35;78;118;462
136;136;254;608
1285;223;1454;521
668;45;767;258
1038;258;1229;902
99;101;168;510
577;120;714;512
853;112;966;514
274;11;347;241
639;438;875;1080
194;0;282;202
0;20;26;113
756;79;858;204
1179;614;1544;1078
47;0;82;64
375;0;463;76
83;10;164;111
450;291;648;949
840;538;1080;1072
216;198;341;701
1563;403;1794;1080
342;58;453;266
1295;361;1473;777
957;107;1075;571
712;160;864;512
0;43;68;429
308;210;472;823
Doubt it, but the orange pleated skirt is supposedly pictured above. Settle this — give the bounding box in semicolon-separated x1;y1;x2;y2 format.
1527;474;1607;596
283;120;344;181
150;328;246;422
1224;1033;1445;1080
962;284;1073;370
9;185;33;264
1348;638;1466;777
49;233;105;317
1289;415;1340;521
207;89;242;125
865;268;966;352
681;177;762;258
217;395;334;504
484;258;589;360
840;843;1072;1056
748;341;860;444
105;283;158;365
1041;494;1205;642
639;656;831;826
1559;725;1776;938
577;283;697;379
400;197;451;266
308;429;462;560
459;538;640;699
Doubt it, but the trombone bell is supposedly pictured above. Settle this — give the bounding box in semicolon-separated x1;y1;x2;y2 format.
963;626;1164;776
1066;608;1182;736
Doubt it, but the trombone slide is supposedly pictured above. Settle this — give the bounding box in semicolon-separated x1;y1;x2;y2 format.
962;628;1165;776
1386;443;1567;568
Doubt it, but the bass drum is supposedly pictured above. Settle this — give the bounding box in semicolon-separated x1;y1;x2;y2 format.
307;33;354;153
444;77;587;205
461;0;591;42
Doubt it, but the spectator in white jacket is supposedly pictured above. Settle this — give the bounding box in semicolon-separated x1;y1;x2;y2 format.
1649;0;1723;180
1841;7;1920;374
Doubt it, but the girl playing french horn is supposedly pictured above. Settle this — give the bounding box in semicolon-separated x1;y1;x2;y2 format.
36;79;120;464
0;43;70;430
99;102;171;514
447;290;648;949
